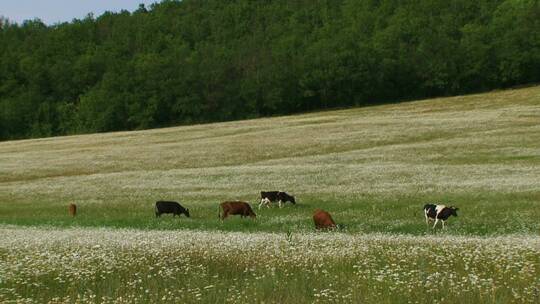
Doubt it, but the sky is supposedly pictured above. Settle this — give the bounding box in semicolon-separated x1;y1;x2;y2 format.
0;0;160;25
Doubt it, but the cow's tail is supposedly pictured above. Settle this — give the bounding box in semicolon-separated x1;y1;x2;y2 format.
218;205;221;220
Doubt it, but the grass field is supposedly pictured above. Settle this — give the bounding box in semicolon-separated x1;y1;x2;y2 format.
1;227;538;303
1;86;540;303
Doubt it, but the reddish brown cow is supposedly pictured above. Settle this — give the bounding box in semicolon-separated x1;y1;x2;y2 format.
219;201;256;220
313;209;336;230
68;203;77;217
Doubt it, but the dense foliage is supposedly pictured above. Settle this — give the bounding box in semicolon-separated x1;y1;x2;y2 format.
0;0;539;140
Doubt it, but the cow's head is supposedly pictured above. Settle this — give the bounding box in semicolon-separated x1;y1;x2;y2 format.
184;208;190;218
290;195;296;204
450;206;459;217
248;207;257;218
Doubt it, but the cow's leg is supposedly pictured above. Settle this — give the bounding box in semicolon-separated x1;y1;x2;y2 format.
260;198;271;209
442;220;446;229
432;218;439;229
278;200;282;208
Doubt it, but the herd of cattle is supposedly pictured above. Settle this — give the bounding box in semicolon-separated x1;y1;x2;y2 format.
68;191;460;230
152;190;345;229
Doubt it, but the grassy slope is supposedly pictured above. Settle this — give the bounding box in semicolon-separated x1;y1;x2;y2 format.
1;86;539;234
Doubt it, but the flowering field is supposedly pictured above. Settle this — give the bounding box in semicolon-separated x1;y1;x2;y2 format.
0;227;538;303
1;87;540;302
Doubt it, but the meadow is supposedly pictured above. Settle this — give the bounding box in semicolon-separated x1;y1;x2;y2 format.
1;86;539;302
0;227;538;303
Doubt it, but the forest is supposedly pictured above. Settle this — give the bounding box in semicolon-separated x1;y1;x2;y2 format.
0;0;539;140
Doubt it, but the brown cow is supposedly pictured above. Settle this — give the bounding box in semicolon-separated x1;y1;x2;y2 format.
68;203;77;217
219;201;256;220
313;209;336;230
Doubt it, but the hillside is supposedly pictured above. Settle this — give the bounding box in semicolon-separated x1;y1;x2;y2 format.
1;0;539;139
1;85;539;303
0;86;539;234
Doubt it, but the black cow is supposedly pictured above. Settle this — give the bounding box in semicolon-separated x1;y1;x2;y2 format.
259;191;296;209
155;201;190;218
423;204;458;229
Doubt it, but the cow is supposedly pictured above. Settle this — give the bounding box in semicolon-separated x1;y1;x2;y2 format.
68;203;77;217
155;201;190;218
259;191;296;209
219;201;256;220
423;204;458;229
313;209;337;230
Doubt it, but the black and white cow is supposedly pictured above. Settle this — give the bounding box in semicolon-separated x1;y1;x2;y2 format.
155;201;190;218
423;204;458;229
259;191;296;209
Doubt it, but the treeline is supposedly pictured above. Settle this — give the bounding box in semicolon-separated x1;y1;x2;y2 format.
1;0;539;140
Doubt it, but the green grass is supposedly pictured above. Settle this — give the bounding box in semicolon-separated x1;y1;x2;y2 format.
1;86;540;303
0;192;538;235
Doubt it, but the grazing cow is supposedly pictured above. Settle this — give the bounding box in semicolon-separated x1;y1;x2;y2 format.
423;204;458;229
155;201;190;218
259;191;296;209
313;209;337;230
219;201;256;220
68;203;77;217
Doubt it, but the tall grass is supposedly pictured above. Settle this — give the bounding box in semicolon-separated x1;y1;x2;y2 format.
0;227;538;304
